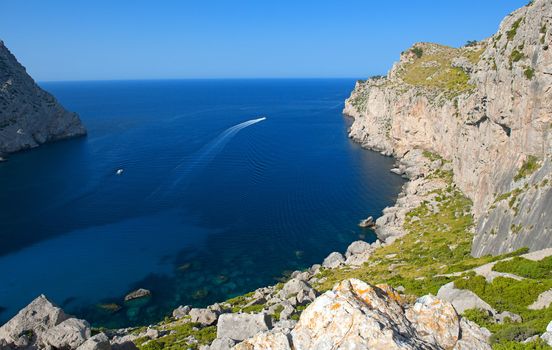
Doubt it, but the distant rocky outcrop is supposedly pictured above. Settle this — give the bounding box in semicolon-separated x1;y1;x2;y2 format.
344;0;552;257
0;40;86;154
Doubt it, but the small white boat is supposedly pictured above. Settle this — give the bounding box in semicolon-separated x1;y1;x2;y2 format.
116;169;124;175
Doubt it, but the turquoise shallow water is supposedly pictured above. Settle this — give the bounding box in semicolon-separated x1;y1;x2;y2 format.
0;79;405;327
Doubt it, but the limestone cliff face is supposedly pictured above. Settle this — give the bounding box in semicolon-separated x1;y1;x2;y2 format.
344;0;552;257
0;41;86;154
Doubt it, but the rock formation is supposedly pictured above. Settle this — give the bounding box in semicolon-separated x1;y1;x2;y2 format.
229;279;491;350
0;40;86;154
343;0;552;256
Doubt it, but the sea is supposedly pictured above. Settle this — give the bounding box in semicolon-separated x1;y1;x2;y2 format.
0;79;405;328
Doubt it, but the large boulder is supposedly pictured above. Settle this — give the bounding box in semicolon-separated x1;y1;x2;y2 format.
233;330;292;350
437;282;496;315
42;318;91;349
321;252;345;269
216;313;271;342
277;278;317;305
190;308;219;326
290;279;491;349
76;333;111;350
0;295;69;348
172;305;191;319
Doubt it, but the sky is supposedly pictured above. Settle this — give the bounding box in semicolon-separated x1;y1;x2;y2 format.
1;0;528;81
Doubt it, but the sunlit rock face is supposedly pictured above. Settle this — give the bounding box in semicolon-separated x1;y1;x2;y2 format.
344;0;552;256
0;40;86;154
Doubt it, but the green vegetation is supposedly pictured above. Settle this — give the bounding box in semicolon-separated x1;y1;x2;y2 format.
524;67;535;80
135;321;216;350
411;47;424;58
510;224;523;234
315;166;496;295
494;256;552;279
510;49;526;67
454;274;552;346
398;44;481;97
507;18;524;41
493;339;551;350
466;40;478;47
514;156;540;181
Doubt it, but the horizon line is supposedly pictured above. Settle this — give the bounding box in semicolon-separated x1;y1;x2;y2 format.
38;76;372;84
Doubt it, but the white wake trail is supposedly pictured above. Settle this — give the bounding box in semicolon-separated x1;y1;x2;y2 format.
152;117;267;199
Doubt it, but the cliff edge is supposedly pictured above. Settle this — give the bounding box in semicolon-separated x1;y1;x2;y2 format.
0;41;86;155
344;0;552;257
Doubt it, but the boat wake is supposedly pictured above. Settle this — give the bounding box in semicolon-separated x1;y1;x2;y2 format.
151;117;267;199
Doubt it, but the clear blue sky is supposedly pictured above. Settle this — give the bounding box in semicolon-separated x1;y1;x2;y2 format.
1;0;527;81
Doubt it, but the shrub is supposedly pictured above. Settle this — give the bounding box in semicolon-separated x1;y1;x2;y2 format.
490;324;540;343
465;40;478;47
507;18;523;41
411;47;424;59
510;50;525;66
463;308;494;327
493;256;552;279
524;67;535;80
493;339;551;350
514;155;540;181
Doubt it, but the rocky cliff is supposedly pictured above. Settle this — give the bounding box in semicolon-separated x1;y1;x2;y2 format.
0;40;86;155
344;0;552;257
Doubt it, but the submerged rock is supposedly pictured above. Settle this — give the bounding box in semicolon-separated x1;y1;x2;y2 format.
124;288;151;302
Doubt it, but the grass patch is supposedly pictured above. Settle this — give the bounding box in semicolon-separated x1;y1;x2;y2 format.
514;156;540;181
494;256;552;279
507;18;523;41
510;50;526;67
524;67;535;80
398;44;475;95
136;321;216;350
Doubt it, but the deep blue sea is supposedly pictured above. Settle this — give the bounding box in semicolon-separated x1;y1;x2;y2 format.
0;79;404;328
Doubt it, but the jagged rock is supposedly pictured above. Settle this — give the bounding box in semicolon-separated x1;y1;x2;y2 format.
358;216;375;228
124;288;151;302
289;279;490;349
321;252;344;268
529;289;552;310
233;330;292;350
209;337;236;350
345;240;372;258
216;313;271;342
437;282;496;315
0;41;86;154
76;333;111;350
172;305;191;319
0;294;69;348
189;308;219;326
42;318;91;349
278;278;316;300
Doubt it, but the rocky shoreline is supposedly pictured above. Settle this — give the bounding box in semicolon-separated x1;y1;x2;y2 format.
1;0;552;348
